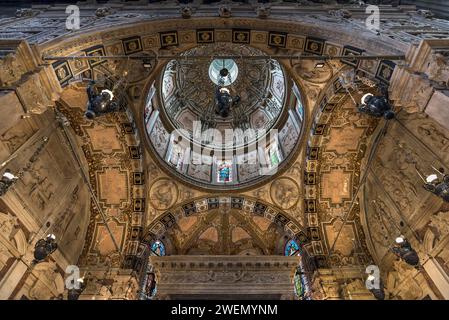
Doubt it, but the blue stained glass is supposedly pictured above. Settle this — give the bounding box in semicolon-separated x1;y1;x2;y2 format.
285;238;311;300
151;240;166;256
285;239;300;256
217;161;232;182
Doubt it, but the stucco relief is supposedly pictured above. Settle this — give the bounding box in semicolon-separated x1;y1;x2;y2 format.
429;210;449;240
425;53;449;88
398;112;449;163
372;131;434;219
28;261;65;300
149;178;179;211
237;159;260;182
0;53;27;86
386;260;424;300
293;60;333;84
16;72;53;115
270;177;300;210
279;116;299;157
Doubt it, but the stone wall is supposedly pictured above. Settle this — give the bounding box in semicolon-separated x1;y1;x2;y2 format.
0;42;90;299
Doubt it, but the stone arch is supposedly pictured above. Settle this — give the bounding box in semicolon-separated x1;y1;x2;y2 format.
141;195;310;255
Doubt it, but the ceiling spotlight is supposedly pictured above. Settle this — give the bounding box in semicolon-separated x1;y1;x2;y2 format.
101;89;114;101
422;167;449;202
315;62;325;68
33;234;58;264
85;81;119;119
143;59;153;68
426;174;438;183
395;235;405;244
366;274;385;300
361;93;373;104
391;236;420;267
0;169;18;196
215;86;240;118
68;277;87;300
358;92;395;120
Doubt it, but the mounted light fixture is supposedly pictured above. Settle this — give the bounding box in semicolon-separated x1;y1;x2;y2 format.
67;277;86;300
33;234;58;264
366;274;385;300
315;62;325;69
421;167;449;202
143;59;153;69
215;86;240;118
391;235;420;267
0;169;18;196
85;81;119;119
358;93;395;120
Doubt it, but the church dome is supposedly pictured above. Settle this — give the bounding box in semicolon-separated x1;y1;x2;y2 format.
144;44;305;190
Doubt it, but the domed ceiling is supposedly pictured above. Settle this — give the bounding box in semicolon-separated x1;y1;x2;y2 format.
160;43;286;143
144;44;304;190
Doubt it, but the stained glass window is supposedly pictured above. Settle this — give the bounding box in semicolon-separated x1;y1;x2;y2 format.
294;269;306;298
285;239;300;257
151;240;166;256
217;160;233;183
144;272;157;297
285;239;312;300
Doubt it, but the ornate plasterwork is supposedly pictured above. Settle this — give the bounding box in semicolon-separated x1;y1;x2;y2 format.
302;71;381;268
141;194;309;257
57;84;146;269
160;44;286;136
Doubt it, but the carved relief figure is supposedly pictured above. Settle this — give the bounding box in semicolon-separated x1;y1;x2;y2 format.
149;179;178;210
270;178;300;210
417;123;449;152
29;262;65;300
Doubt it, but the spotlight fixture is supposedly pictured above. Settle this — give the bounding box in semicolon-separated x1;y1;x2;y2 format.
0;169;18;196
391;235;420;267
315;62;325;68
143;59;153;69
358;93;395;119
33;234;58;264
366;274;385;300
67;277;86;300
422;167;449;202
85;81;119;119
215;86;240;118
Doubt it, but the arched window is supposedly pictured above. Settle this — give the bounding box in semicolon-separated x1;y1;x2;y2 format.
208;59;239;86
285;239;312;300
285;239;300;256
150;240;166;256
293;268;306;298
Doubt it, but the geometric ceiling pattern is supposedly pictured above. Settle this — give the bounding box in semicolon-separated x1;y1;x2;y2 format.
57;85;145;269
